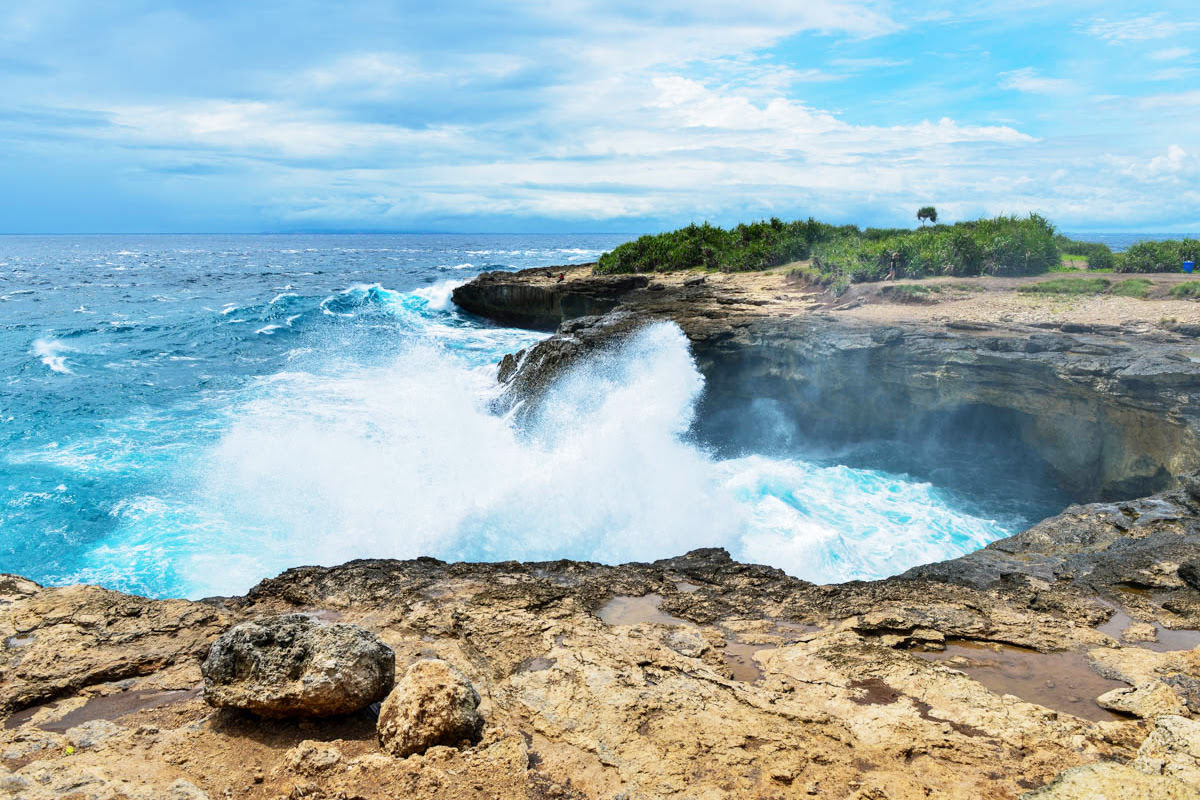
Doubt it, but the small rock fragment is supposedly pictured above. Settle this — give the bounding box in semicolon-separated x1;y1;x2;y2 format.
377;659;484;758
282;740;342;775
664;629;709;658
202;614;395;718
66;719;123;750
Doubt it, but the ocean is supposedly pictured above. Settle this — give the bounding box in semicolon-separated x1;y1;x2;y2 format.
1;234;1059;599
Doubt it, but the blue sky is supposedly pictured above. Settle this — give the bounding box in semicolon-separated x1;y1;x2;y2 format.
1;1;1197;233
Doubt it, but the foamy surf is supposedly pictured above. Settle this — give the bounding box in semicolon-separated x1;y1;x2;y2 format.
75;321;1015;597
32;337;75;374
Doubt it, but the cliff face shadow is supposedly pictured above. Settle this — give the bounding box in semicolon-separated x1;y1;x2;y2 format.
693;394;1074;526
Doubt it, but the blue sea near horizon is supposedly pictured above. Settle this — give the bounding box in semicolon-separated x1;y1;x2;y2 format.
1064;231;1198;251
2;233;1070;599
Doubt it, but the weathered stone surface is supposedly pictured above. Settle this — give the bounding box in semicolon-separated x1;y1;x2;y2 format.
377;659;484;758
1097;681;1188;718
1024;763;1200;799
201;614;394;717
0;582;227;714
1136;715;1200;785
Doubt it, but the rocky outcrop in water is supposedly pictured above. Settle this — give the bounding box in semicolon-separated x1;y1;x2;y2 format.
5;478;1200;797
201;614;395;717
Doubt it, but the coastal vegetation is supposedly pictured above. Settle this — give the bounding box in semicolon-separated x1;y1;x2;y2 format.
595;215;1196;295
1117;238;1200;273
596;214;1061;286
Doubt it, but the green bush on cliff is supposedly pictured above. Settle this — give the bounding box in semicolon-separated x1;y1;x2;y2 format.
1116;238;1200;273
596;214;1060;283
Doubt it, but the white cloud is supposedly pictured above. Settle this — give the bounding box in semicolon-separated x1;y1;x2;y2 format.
1149;47;1194;61
1085;15;1200;43
105;102;467;160
1148;145;1191;175
1139;90;1200;109
998;68;1077;95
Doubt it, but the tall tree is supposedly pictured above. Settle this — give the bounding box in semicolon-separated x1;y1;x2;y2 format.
917;206;938;225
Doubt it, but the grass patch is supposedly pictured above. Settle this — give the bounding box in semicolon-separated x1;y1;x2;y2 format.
1018;277;1111;295
1112;278;1153;298
1170;281;1200;299
879;283;943;302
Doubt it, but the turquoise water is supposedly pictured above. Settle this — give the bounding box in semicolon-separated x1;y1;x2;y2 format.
1;235;1053;598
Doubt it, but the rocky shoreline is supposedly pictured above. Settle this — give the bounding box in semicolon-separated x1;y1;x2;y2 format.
6;483;1200;798
5;266;1200;798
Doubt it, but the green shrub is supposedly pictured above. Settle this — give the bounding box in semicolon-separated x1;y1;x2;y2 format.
1170;281;1200;299
1018;277;1111;295
1116;238;1200;273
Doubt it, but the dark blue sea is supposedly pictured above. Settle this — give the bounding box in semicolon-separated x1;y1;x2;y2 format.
1;234;1056;599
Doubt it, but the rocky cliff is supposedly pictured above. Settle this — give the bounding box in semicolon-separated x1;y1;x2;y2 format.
458;267;1200;501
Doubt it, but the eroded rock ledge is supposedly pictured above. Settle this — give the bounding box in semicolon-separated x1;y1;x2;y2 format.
456;266;1200;500
5;481;1200;798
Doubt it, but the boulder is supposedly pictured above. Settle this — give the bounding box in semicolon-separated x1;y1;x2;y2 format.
377;659;484;758
202;614;394;718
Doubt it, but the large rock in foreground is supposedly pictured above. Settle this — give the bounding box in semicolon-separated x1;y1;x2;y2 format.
202;614;395;717
377;659;484;757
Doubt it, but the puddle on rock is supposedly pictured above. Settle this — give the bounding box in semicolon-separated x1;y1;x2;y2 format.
1096;607;1200;652
674;581;702;594
4;688;201;732
915;641;1128;722
597;596;822;684
722;622;822;682
597;594;692;627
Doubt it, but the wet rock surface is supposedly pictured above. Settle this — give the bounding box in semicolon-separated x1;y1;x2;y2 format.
201;614;395;718
2;482;1200;796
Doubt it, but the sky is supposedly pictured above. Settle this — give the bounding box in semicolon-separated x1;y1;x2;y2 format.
0;1;1198;233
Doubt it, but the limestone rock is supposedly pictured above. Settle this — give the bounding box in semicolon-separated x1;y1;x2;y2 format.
1024;763;1200;799
1096;682;1188;719
1135;715;1200;785
377;659;484;758
201;614;394;717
